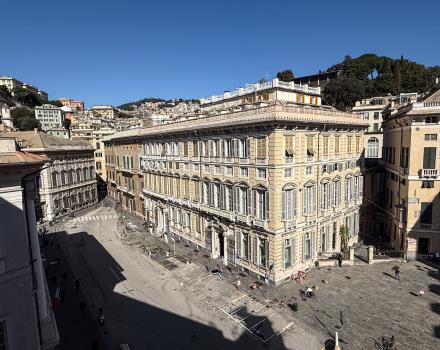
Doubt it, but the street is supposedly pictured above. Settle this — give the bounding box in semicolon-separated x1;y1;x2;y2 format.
50;205;320;350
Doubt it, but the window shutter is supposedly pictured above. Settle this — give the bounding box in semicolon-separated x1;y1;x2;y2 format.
291;238;295;263
282;239;286;268
264;191;269;220
237;231;241;257
248;188;253;216
253;236;258;264
303;189;307;215
302;234;306;262
219;184;225;209
282;191;286;220
233;186;239;212
265;239;269;268
246;138;251;158
320;184;324;210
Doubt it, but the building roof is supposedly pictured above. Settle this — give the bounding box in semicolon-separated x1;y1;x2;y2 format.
423;89;440;103
105;102;368;142
0;131;94;151
0;137;48;166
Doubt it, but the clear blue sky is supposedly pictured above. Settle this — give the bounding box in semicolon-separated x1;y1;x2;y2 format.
2;0;439;107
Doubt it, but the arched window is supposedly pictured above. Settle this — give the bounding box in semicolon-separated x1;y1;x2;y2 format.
253;185;268;220
303;182;316;215
366;137;379;158
61;171;68;186
51;172;58;188
69;169;75;184
282;185;297;220
234;182;249;215
83;168;88;181
210;179;221;208
320;180;332;210
76;168;82;182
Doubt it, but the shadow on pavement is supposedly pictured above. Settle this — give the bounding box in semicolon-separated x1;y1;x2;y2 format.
47;230;288;350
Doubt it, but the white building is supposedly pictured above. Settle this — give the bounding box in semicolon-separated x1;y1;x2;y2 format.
34;104;64;131
0;136;59;350
0;103;13;129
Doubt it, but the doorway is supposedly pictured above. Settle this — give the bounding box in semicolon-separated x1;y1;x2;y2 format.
218;231;224;258
417;238;430;255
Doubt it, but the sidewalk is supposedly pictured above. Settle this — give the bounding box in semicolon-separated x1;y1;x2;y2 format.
42;232;105;350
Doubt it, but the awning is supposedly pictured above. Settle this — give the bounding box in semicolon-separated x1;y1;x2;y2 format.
285;148;295;156
307;148;315;156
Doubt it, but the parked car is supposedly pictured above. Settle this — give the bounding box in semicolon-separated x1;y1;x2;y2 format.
428;252;440;262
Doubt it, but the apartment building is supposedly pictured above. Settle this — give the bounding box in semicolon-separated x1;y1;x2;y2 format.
383;89;440;259
2;131;97;221
199;78;321;113
34;104;64;131
57;97;85;111
0;76;48;100
0;137;59;350
104;102;367;284
89;105;116;119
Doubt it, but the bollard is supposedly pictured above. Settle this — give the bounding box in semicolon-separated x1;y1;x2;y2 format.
367;245;374;264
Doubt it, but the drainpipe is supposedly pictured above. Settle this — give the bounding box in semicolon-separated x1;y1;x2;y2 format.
21;161;53;346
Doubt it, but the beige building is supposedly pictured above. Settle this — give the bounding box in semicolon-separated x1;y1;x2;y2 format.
104;101;367;284
199;78;321;113
34;104;64;131
2;131;98;221
89;105;116;119
0;76;22;90
383;89;440;259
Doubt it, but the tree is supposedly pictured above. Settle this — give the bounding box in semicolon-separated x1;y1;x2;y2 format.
0;85;12;101
323;76;367;111
11;107;40;131
11;87;42;108
48;100;63;107
276;70;295;82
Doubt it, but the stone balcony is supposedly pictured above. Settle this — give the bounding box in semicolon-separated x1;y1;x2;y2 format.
420;168;439;178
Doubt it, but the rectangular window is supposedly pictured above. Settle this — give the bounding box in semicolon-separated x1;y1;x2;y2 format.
423;147;436;169
323;136;329;155
334;136;340;154
420;202;433;224
240;167;248;177
242;233;249;259
303;232;312;260
258;237;267;266
305;165;312;175
285;135;294;158
256;137;267;159
284;168;292;178
203;164;210;173
183;142;189;156
193;141;199;157
256;168;267;179
400;147;409;168
373;112;379;119
347;136;352;153
282;188;297;220
283;238;293;268
355;136;361;153
303;185;316;215
425;134;438;141
225;166;233;176
214;165;221;174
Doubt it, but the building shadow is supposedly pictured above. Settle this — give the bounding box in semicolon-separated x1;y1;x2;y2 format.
47;230;288;350
428;268;440;339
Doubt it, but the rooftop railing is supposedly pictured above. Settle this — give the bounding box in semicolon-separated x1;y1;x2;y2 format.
200;78;321;105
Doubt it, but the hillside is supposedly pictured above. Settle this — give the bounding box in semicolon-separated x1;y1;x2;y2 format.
118;97;199;111
321;53;440;110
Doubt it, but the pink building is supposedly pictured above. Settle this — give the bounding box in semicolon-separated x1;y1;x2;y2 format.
58;98;85;111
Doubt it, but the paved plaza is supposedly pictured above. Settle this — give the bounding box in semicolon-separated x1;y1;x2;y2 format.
48;204;440;349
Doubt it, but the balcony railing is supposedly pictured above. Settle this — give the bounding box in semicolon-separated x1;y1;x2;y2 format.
420;169;439;178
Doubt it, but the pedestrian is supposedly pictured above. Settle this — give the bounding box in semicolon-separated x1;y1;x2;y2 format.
74;279;80;293
98;307;104;327
395;266;400;280
79;298;86;315
337;254;343;268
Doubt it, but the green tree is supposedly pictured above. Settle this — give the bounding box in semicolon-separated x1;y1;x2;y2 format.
48;100;63;107
11;87;42;107
0;85;12;101
11;107;41;131
276;70;295;82
323;76;367;111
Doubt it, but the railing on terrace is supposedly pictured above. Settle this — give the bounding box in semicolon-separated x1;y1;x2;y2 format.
413;101;440;109
107;103;363;140
199;78;321;105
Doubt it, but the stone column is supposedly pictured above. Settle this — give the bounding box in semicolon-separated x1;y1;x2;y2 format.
349;246;355;262
25;180;48;321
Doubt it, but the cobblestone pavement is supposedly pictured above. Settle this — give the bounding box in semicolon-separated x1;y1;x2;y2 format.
66;203;440;349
